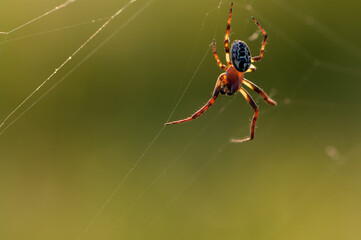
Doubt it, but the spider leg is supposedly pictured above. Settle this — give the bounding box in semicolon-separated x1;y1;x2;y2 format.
212;40;227;70
224;2;233;66
165;73;226;126
242;78;277;105
246;64;256;73
251;17;267;63
231;88;258;143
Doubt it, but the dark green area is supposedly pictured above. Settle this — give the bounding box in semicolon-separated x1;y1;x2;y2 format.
1;0;361;239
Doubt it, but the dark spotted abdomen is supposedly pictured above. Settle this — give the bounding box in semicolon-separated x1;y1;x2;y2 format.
231;40;251;72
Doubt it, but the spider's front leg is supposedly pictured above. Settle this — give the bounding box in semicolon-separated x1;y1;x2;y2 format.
165;73;226;126
231;88;258;143
251;17;267;63
212;40;227;71
224;2;233;66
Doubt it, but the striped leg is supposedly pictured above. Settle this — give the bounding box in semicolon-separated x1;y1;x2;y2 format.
165;73;226;126
212;40;227;70
224;2;233;66
246;64;256;73
242;79;277;105
251;17;267;63
231;88;258;143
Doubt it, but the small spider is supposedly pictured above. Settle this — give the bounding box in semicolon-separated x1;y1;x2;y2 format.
165;2;276;143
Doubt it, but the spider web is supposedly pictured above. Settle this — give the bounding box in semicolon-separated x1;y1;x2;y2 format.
1;0;361;239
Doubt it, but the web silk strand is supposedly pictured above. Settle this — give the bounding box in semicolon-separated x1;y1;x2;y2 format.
0;0;137;134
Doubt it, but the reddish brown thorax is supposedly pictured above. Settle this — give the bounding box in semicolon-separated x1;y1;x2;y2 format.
226;66;244;95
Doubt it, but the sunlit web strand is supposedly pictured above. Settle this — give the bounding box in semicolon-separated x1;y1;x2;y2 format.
101;2;249;237
0;0;151;137
0;0;137;134
99;130;203;240
0;0;74;58
76;42;211;240
0;17;109;45
247;5;361;239
249;8;361;79
111;6;286;238
76;1;216;239
139;2;358;239
0;0;76;35
136;102;285;239
0;1;157;238
136;3;285;235
168;6;216;123
166;0;225;123
166;46;212;123
136;146;224;240
99;97;238;240
95;2;227;238
269;0;361;60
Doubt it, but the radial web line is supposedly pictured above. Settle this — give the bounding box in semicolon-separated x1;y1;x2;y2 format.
0;17;109;45
137;146;224;239
269;0;361;59
250;7;361;78
100;135;197;240
137;101;286;239
169;6;217;113
0;0;76;35
166;0;224;123
0;0;137;134
91;2;227;238
0;0;152;137
77;41;211;239
0;0;75;56
99;97;237;240
166;45;211;123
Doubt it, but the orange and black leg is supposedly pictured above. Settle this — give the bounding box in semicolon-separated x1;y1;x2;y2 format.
251;17;267;63
224;2;233;66
242;79;277;105
231;88;258;143
246;64;256;73
165;74;226;125
212;40;227;71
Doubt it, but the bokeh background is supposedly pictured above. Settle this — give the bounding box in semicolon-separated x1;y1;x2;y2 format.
1;0;361;239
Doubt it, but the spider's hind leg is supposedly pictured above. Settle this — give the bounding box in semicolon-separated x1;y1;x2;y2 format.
165;74;226;125
231;88;258;143
242;78;276;105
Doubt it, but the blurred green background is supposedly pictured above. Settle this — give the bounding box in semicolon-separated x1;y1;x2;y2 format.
1;0;361;239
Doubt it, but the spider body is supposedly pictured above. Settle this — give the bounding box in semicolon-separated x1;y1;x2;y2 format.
223;66;242;95
231;40;252;72
165;2;276;143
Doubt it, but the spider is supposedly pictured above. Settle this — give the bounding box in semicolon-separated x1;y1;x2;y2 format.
165;2;276;143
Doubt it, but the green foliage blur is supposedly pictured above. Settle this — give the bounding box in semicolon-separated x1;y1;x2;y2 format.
1;0;361;239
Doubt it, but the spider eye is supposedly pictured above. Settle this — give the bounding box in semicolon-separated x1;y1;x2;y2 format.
231;40;251;72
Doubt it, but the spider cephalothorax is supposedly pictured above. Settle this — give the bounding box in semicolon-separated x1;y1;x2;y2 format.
223;66;242;95
166;2;276;143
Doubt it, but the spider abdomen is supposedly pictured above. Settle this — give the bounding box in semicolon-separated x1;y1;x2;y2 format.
231;40;251;72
